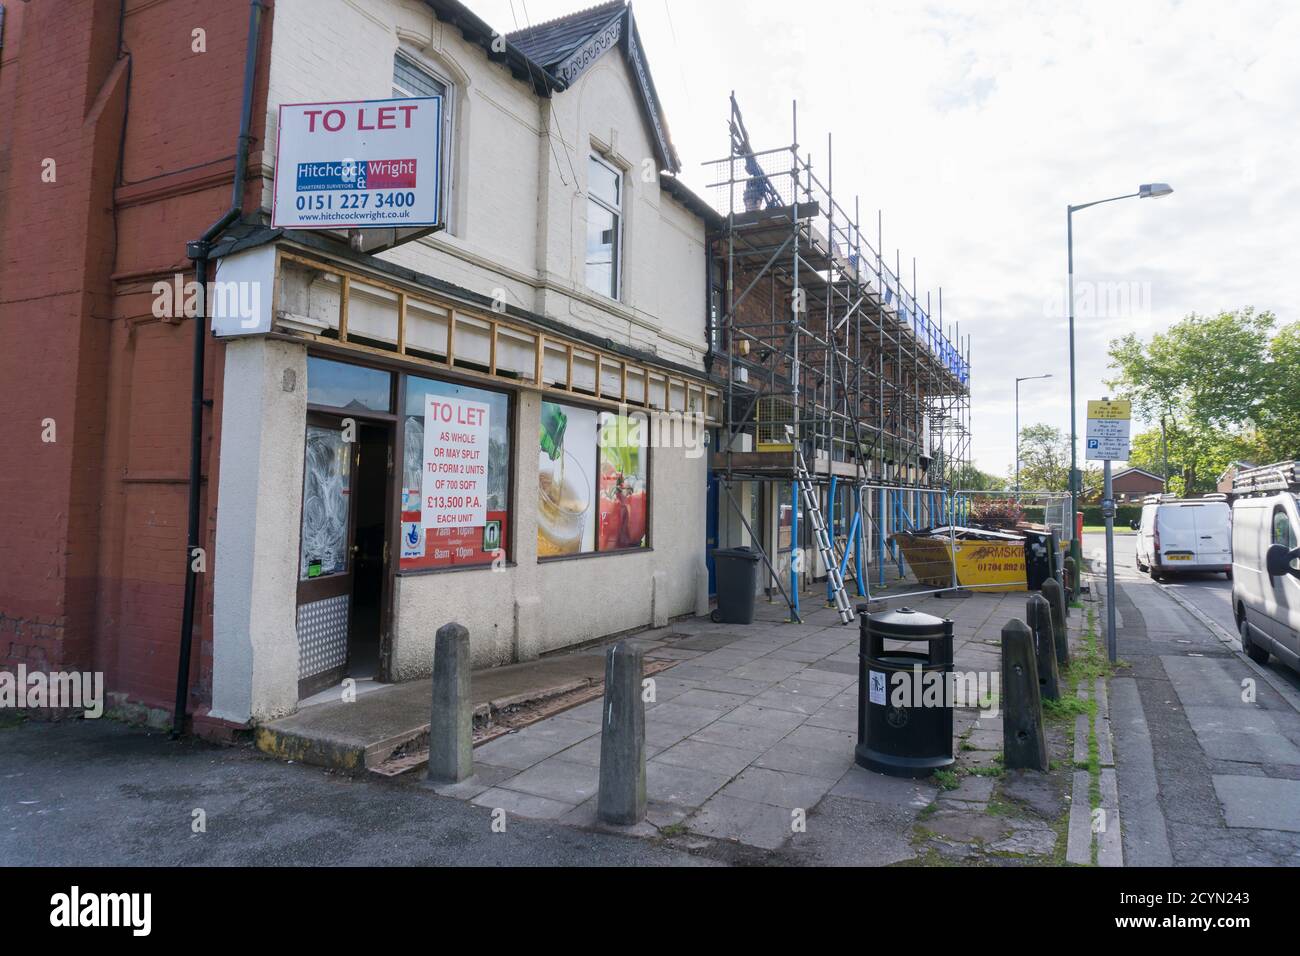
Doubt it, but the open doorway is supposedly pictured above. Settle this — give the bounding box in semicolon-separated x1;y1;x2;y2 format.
348;422;390;681
295;414;393;700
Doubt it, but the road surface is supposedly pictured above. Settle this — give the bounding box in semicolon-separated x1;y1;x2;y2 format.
1083;531;1300;865
0;719;714;867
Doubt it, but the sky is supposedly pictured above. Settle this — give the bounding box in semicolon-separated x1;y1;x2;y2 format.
473;0;1300;478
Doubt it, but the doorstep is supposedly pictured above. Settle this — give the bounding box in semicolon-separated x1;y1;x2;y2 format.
256;651;627;773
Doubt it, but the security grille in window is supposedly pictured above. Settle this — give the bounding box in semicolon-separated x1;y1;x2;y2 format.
392;52;454;230
586;155;622;299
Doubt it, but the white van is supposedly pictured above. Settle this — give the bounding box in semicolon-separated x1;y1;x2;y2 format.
1231;463;1300;673
1132;496;1232;580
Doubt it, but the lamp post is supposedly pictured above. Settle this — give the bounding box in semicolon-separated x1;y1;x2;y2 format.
1066;183;1173;567
1015;373;1052;494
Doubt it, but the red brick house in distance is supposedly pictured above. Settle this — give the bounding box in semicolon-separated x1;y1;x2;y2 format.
1110;467;1166;502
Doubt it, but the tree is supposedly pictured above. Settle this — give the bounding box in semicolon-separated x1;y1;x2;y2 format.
1107;308;1290;492
1257;321;1300;461
948;463;1004;491
1013;423;1070;492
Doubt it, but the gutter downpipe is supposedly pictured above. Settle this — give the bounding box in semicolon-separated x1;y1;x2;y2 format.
172;0;266;738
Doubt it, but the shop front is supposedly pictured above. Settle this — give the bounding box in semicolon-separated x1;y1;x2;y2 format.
208;243;718;724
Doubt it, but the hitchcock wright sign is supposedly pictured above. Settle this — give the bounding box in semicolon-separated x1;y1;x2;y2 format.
272;96;443;229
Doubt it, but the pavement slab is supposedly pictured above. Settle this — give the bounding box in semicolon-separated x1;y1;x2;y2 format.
653;738;763;777
717;766;838;810
471;787;578;820
687;794;794;850
1212;775;1300;832
829;765;937;808
645;760;732;807
498;758;601;805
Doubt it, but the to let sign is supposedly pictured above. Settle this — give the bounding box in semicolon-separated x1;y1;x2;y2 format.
422;396;490;529
1086;399;1131;461
272;96;443;229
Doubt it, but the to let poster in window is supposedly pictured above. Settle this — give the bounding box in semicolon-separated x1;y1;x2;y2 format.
421;394;489;529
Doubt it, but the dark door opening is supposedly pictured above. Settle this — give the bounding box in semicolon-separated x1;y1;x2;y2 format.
296;414;393;701
348;422;390;682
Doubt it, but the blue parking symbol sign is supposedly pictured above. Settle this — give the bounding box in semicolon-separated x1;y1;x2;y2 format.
1087;439;1099;449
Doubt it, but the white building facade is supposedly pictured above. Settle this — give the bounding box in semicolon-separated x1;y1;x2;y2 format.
208;0;720;724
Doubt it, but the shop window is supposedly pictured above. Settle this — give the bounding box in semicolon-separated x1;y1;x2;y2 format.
538;400;649;558
306;356;393;412
585;154;622;299
400;375;511;570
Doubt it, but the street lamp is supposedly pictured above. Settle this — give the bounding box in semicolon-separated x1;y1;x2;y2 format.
1015;373;1052;493
1066;183;1173;568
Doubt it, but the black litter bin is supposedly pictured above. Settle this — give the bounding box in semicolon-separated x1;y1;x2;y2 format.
855;605;955;778
711;547;761;624
1023;530;1054;591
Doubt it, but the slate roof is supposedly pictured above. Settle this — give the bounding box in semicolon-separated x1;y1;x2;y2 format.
506;1;626;71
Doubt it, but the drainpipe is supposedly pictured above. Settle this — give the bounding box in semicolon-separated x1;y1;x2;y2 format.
172;0;266;738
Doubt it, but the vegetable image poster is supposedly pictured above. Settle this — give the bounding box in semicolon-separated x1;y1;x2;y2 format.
597;412;648;550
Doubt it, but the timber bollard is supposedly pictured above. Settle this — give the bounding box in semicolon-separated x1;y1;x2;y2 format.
1043;576;1070;666
425;622;473;785
597;641;647;825
1027;593;1060;701
1001;619;1048;771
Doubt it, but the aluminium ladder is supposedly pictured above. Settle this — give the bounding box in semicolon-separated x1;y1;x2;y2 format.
793;444;855;625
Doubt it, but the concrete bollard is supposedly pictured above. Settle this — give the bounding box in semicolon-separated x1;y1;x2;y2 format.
425;622;473;785
1043;576;1070;666
1062;557;1077;606
1001;618;1048;771
597;641;647;825
1027;593;1060;701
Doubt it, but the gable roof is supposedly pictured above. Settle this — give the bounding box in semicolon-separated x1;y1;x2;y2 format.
423;0;564;96
504;2;681;173
507;1;626;70
1112;467;1164;482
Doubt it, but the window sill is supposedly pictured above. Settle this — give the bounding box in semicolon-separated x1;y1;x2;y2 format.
397;560;515;578
538;547;652;564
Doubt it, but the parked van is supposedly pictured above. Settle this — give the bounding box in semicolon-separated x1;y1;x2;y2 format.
1231;462;1300;673
1132;495;1232;580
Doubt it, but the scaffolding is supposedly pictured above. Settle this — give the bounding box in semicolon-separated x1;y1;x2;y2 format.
705;95;972;621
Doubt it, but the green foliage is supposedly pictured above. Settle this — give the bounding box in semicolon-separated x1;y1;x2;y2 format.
932;769;960;791
1014;423;1070;491
1079;504;1141;527
1107;308;1298;492
948;463;1005;491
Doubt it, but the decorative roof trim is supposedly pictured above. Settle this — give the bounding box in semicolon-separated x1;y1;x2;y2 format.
623;8;680;173
552;7;625;85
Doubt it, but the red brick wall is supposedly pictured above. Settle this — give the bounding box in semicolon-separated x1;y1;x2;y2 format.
717;248;928;459
0;0;273;721
1112;472;1164;496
